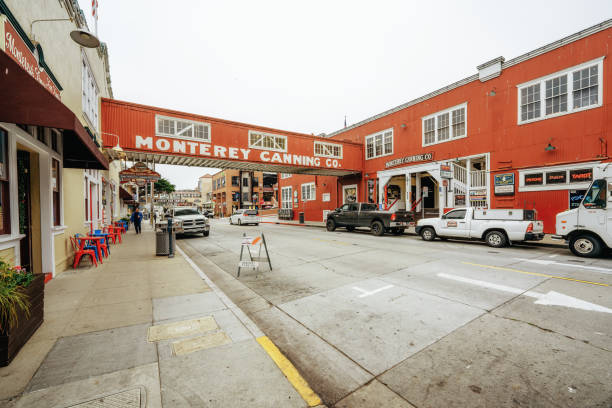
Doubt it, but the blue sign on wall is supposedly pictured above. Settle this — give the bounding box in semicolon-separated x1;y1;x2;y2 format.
494;173;514;196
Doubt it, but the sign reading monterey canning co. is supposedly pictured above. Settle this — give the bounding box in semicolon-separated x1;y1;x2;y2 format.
385;153;433;168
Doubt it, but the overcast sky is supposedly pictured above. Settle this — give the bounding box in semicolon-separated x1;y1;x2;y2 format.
79;0;610;189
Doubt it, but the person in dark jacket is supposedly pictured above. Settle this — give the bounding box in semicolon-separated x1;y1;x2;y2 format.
131;208;143;234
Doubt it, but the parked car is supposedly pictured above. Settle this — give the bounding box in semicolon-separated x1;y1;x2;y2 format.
326;202;414;236
416;208;543;247
230;209;260;226
554;163;612;257
169;207;210;236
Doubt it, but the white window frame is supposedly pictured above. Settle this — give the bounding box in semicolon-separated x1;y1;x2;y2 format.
280;173;292;179
517;57;604;125
82;52;99;131
517;161;599;192
301;183;315;201
421;103;467;147
155;114;211;142
281;186;293;209
314;141;343;159
248;130;287;152
365;128;393;160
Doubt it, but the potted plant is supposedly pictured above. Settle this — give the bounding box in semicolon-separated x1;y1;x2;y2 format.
0;260;44;367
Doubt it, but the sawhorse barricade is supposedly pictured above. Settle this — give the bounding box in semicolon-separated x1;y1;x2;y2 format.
237;233;272;277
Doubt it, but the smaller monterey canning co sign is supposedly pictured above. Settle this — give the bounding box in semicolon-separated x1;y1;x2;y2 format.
119;162;161;185
0;16;61;99
385;153;433;168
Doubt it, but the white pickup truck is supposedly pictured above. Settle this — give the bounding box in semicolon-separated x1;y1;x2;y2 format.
416;208;544;248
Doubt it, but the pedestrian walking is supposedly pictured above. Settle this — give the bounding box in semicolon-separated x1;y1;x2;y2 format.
131;207;143;234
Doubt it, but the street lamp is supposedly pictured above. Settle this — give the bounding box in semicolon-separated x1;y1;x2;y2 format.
30;18;101;48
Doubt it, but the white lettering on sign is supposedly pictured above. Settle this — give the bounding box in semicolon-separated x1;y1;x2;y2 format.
132;136;343;169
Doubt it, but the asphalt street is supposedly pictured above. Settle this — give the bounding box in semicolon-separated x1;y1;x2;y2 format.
178;219;612;408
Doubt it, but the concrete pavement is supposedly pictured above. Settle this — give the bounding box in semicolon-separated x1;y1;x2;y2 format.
180;218;612;408
0;225;321;408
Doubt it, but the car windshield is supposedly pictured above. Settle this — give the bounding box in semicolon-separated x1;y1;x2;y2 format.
174;209;200;216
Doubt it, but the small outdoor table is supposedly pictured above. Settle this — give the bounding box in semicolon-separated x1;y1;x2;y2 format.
92;232;112;255
84;236;105;263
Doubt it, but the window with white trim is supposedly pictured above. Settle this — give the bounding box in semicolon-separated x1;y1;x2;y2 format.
365;129;393;160
422;103;466;146
314;141;342;159
281;186;292;209
280;173;292;179
517;57;603;124
156;115;210;142
301;183;315;201
82;54;99;130
248;131;287;152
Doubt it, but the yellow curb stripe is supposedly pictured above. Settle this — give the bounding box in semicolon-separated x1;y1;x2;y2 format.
256;336;322;406
462;261;609;287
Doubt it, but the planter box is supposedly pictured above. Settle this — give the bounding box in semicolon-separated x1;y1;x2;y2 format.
0;274;45;367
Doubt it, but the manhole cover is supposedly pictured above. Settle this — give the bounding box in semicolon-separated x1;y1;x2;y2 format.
66;387;144;408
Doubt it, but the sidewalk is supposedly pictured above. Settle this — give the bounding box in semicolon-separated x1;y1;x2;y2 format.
259;215;566;248
0;225;319;408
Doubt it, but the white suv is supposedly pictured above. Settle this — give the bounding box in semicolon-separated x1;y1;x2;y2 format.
170;207;210;236
230;209;260;226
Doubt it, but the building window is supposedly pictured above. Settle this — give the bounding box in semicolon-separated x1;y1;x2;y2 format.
51;130;60;153
365;129;393;160
35;126;47;145
301;183;315;201
518;163;596;192
248;130;287;152
422;103;467;146
517;57;603;124
281;186;292;209
0;129;10;234
84;179;90;222
52;159;61;226
232;176;239;186
242;177;249;187
281;173;292;179
155;115;211;142
82;55;99;130
314;141;343;159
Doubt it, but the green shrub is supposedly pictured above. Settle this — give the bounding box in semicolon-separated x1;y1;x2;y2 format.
0;260;33;331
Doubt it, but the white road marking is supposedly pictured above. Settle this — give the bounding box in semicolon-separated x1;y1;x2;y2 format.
352;285;394;298
515;258;612;275
437;273;612;314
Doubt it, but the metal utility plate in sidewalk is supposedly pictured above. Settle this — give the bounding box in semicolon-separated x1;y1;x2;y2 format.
147;317;218;342
65;387;144;408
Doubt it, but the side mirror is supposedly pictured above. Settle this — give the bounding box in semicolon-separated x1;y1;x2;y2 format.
335;208;341;212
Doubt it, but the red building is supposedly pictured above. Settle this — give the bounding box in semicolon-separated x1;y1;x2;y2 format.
279;20;612;233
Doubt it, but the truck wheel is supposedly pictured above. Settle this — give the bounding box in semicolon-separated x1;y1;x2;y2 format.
326;219;337;232
346;226;355;232
203;231;209;237
569;234;603;258
485;230;507;248
371;221;384;236
420;227;436;241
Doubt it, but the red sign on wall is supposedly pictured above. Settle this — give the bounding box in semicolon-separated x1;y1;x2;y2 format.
0;16;61;99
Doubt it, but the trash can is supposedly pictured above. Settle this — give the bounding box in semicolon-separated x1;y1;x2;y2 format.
155;228;176;256
299;212;305;224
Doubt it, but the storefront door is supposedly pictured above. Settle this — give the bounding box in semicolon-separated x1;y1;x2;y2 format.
343;184;357;204
17;150;32;272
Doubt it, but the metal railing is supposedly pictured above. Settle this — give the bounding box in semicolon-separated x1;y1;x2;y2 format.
470;170;487;188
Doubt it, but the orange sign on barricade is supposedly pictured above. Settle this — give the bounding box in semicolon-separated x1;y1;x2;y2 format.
238;233;272;277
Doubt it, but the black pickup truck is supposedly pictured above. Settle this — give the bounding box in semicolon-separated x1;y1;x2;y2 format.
326;202;414;236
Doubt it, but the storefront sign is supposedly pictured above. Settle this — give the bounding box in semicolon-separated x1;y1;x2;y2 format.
322;193;330;202
524;173;543;186
569;189;586;209
470;190;487;201
546;171;567;184
0;17;61;99
569;168;593;183
494;173;514;196
385;152;433;169
119;162;161;184
440;163;452;179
